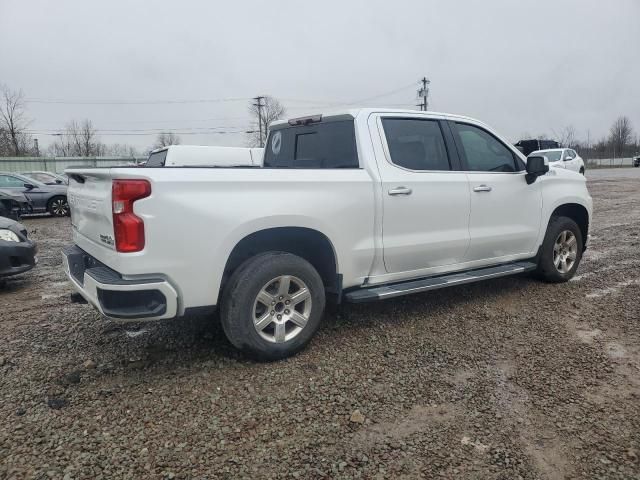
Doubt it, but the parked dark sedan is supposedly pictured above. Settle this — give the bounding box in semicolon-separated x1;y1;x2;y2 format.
0;172;69;216
0;216;36;277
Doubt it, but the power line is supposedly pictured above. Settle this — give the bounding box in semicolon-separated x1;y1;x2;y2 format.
67;115;252;125
25;97;251;105
25;83;417;108
282;83;417;109
27;130;256;136
346;82;417;106
27;126;248;133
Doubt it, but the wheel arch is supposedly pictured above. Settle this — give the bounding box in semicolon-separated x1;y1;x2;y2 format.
550;203;589;250
221;226;341;298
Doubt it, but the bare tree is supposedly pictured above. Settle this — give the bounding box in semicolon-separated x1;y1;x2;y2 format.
247;96;286;147
0;85;32;156
106;143;139;157
50;119;106;156
608;116;633;157
153;132;181;149
553;125;578;148
0;128;12;156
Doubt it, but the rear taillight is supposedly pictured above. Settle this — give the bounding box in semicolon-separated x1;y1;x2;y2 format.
112;179;151;252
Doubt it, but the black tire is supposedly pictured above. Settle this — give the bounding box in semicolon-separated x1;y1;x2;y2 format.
47;196;69;217
534;216;583;283
220;252;325;361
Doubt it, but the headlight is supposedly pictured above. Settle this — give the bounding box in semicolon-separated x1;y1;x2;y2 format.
0;229;20;242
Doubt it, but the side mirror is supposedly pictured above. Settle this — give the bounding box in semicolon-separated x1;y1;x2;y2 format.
525;156;549;184
55;179;63;184
23;183;35;190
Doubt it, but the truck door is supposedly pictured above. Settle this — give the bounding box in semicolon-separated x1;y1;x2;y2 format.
373;115;471;274
450;121;542;262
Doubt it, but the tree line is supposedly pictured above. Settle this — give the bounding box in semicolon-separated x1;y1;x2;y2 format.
543;117;638;159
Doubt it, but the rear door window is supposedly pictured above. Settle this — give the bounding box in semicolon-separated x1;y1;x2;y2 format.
381;118;451;171
263;120;358;168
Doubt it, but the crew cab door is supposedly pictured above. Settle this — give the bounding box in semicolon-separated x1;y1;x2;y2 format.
450;121;542;261
374;115;470;273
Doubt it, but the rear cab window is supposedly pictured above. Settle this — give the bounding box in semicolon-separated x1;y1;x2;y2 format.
263;116;359;169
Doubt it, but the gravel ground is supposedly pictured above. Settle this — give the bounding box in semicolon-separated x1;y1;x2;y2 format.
1;168;639;479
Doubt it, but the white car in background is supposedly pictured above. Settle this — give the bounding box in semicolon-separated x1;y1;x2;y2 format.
530;148;585;175
145;145;264;167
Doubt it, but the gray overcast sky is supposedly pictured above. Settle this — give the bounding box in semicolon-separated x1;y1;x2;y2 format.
1;0;639;153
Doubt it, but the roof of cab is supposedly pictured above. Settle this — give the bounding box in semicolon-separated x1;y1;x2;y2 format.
270;108;485;129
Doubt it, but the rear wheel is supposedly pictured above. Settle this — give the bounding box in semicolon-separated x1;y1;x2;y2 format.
48;196;69;217
220;252;325;361
535;216;583;283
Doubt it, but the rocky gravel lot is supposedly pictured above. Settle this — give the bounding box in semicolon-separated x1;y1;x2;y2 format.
1;168;639;479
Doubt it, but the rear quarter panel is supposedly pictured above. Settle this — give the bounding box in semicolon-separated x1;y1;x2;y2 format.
95;167;376;312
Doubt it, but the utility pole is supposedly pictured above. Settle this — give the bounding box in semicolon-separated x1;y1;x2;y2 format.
253;96;265;147
417;77;430;111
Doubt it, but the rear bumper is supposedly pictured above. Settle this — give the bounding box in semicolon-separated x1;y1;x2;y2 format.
0;240;37;277
62;244;178;321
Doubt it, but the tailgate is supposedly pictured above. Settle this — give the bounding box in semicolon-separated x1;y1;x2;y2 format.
67;169;116;250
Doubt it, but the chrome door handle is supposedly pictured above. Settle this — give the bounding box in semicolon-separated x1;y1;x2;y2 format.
473;185;492;192
388;186;413;196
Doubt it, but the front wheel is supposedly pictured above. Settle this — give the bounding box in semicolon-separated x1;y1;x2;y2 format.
220;252;325;361
534;216;583;283
48;196;69;217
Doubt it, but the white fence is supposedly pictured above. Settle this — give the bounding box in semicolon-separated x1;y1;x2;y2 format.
0;156;147;174
585;157;634;168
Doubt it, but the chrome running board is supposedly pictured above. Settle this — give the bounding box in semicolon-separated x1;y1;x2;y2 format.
344;262;537;303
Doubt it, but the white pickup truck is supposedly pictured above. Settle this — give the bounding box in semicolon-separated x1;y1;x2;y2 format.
64;109;592;360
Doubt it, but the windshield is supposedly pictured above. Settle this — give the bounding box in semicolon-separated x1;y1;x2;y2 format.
533;150;562;162
24;172;56;183
146;149;168;167
15;174;47;187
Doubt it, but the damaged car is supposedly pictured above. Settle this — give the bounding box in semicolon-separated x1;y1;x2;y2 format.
0;189;32;220
0;216;37;278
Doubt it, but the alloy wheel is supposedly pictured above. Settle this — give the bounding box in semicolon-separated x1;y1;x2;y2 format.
553;230;578;273
252;275;312;343
51;198;69;216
